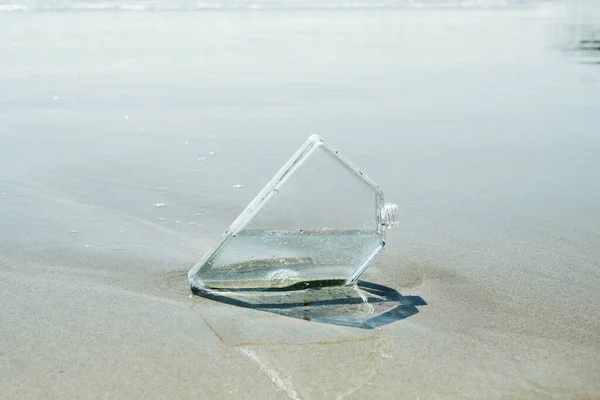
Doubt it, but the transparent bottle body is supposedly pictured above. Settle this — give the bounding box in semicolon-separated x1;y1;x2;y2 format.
189;135;394;291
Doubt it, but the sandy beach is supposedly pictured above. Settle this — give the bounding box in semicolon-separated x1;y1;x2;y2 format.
1;1;600;398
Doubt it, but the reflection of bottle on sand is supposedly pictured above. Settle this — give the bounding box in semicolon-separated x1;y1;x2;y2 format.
189;134;398;291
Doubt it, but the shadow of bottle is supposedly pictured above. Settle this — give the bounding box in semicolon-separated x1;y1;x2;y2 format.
192;280;426;329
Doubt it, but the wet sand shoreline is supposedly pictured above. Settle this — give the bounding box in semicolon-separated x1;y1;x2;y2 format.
2;4;600;398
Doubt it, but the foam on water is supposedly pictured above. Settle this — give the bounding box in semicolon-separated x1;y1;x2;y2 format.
0;0;537;12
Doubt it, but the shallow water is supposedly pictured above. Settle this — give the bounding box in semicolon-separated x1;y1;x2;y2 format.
1;2;600;398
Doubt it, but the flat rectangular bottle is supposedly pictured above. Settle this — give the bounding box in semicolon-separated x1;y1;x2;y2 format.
189;134;398;291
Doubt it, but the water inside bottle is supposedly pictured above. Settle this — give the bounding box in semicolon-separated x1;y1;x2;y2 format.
197;229;383;290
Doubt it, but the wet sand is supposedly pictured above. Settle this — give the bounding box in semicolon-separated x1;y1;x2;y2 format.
1;3;600;399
